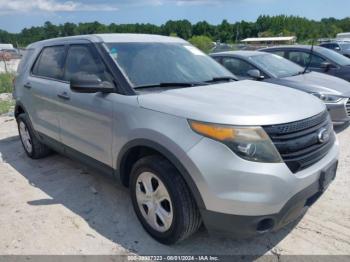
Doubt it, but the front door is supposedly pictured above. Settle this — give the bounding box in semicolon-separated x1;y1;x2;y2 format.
55;44;114;166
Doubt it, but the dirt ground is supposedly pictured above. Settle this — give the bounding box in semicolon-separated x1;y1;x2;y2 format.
0;115;349;257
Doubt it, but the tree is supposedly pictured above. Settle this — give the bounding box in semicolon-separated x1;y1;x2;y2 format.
188;35;213;53
193;21;214;38
43;21;59;38
62;23;77;36
162;20;192;39
218;20;232;42
2;15;350;47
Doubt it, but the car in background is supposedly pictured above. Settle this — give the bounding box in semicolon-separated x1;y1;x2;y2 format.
320;41;350;58
337;32;350;40
211;50;350;124
261;45;350;82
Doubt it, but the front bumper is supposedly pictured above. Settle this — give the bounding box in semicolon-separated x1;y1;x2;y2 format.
326;99;350;124
184;135;339;237
201;161;337;237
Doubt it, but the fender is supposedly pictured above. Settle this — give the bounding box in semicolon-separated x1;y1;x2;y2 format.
118;138;206;209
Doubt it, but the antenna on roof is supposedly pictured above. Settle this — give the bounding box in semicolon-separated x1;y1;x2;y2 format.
303;39;315;74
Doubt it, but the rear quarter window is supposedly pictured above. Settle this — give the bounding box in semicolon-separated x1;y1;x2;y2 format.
32;46;66;80
267;50;285;57
16;48;35;74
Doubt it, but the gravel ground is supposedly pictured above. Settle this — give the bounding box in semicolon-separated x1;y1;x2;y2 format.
0;116;349;257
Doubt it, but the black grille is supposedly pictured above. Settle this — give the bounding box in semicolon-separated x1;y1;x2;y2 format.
263;111;335;173
346;99;350;117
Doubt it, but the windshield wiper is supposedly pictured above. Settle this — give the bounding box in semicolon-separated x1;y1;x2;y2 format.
134;82;207;89
205;76;238;83
291;70;309;76
303;40;315;74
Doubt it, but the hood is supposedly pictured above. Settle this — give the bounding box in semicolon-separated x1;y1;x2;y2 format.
268;71;350;97
137;80;326;126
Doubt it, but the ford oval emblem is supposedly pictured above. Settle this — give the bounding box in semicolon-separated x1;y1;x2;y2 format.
318;128;330;144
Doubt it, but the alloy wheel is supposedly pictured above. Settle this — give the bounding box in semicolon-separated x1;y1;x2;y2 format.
19;121;33;153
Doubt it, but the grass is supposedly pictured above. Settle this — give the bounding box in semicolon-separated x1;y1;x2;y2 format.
0;73;14;94
0;100;15;115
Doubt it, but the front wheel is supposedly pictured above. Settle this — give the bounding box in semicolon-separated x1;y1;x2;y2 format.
130;155;202;245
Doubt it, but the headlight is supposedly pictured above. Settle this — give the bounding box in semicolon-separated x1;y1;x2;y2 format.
188;120;282;163
311;93;343;103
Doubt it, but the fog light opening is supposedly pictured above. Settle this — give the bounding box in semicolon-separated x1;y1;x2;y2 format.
257;218;274;233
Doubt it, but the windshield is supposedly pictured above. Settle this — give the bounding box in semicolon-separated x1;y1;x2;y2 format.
105;42;234;88
249;53;304;78
317;46;350;66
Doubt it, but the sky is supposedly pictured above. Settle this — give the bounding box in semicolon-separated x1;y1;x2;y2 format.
0;0;349;33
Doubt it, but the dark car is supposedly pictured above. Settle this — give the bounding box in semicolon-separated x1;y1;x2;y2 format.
260;45;350;82
211;50;350;124
320;41;350;58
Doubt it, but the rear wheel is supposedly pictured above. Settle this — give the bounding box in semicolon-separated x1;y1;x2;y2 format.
17;113;51;159
130;155;202;245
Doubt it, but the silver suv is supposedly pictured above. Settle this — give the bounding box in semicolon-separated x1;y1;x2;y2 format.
14;34;339;244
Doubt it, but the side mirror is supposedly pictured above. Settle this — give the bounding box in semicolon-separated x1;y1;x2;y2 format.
247;69;264;80
70;74;114;93
334;47;341;51
320;62;335;72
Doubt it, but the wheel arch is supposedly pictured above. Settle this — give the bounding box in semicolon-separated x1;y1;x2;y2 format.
14;101;27;118
14;101;42;142
117;138;205;209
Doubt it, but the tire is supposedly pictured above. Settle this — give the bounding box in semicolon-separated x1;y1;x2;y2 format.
17;113;51;159
130;155;202;245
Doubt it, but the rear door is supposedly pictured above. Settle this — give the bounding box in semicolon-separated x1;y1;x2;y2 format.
55;43;114;166
26;45;67;141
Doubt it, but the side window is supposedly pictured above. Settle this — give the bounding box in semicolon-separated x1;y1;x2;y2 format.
270;50;285;58
322;43;338;50
288;51;308;66
309;54;326;68
222;57;256;77
288;51;325;68
64;45;113;83
212;56;222;63
32;46;66;80
329;44;337;49
333;44;341;50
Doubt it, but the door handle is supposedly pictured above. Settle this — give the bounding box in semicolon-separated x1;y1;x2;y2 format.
24;82;32;89
57;92;70;100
